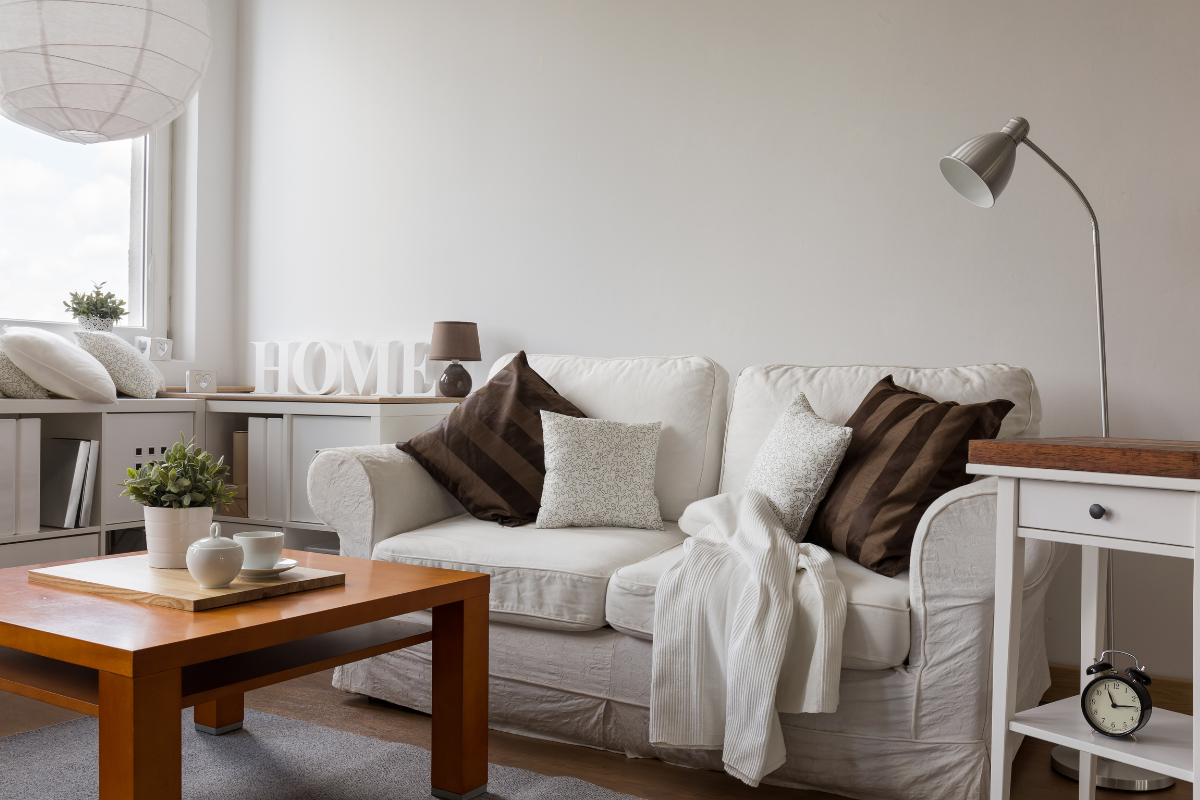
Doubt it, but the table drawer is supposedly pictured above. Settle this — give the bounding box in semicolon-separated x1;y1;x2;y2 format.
1019;479;1196;547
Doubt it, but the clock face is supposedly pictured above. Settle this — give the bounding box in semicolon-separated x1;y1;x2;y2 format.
1084;677;1143;736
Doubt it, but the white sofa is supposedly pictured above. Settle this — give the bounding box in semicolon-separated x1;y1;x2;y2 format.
308;355;1065;800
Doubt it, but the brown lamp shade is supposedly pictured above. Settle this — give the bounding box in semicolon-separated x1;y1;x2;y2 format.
429;321;481;362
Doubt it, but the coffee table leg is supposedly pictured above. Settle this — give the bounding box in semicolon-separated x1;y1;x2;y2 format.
194;693;245;735
431;594;488;800
99;669;182;800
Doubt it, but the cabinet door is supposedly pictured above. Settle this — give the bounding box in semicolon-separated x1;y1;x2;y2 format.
102;413;194;524
290;415;371;523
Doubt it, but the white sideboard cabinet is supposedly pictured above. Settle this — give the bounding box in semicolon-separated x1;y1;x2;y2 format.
1;394;461;568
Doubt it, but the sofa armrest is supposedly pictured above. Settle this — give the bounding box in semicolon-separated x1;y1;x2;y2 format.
906;476;1067;741
307;445;464;559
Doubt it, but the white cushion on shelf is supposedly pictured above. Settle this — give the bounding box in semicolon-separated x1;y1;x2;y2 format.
0;346;51;398
488;354;729;521
74;331;165;399
373;513;686;631
0;327;117;404
605;544;912;670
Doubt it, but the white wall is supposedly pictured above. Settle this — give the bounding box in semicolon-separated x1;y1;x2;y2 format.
229;1;1200;676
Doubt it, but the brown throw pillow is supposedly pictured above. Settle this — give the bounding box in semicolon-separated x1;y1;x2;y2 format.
810;376;1013;576
398;351;586;526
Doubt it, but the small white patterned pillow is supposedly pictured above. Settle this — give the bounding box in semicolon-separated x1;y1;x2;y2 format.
0;347;51;398
743;393;853;540
536;412;664;531
74;331;166;399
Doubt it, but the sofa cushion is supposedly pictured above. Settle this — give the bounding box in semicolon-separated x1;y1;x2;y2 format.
373;513;686;631
720;364;1041;494
810;376;1013;577
605;545;911;670
400;351;586;527
489;354;729;521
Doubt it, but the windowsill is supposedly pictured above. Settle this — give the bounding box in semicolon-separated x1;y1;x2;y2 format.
0;319;153;342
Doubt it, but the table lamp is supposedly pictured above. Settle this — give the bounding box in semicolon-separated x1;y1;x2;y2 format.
429;321;481;398
941;118;1168;792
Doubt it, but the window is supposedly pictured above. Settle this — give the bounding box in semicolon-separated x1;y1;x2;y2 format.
0;115;148;327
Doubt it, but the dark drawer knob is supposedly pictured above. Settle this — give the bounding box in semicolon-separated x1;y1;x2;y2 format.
1089;504;1106;520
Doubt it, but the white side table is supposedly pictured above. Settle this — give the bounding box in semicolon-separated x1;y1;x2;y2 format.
969;437;1200;800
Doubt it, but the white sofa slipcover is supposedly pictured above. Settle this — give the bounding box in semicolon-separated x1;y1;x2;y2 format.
605;544;912;671
309;357;1065;800
374;514;686;631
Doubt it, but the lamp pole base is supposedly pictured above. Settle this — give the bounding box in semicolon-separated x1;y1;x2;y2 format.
1049;745;1175;791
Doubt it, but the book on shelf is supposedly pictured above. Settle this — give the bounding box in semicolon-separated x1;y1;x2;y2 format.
0;420;15;535
16;419;40;534
40;439;92;530
76;439;100;528
266;417;284;521
248;417;267;520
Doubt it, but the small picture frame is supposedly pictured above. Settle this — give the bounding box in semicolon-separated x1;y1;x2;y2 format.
135;336;173;361
185;369;217;393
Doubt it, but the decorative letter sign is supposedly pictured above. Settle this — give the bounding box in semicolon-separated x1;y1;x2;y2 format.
252;340;438;397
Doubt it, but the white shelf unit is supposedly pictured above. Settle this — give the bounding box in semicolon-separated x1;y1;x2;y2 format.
1011;697;1194;782
970;463;1200;800
1;395;457;567
0;397;204;568
199;397;458;552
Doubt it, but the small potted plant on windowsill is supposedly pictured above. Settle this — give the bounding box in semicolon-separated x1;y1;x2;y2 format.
64;282;127;332
120;435;238;568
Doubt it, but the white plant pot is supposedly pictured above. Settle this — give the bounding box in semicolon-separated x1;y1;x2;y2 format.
78;317;115;332
143;506;213;568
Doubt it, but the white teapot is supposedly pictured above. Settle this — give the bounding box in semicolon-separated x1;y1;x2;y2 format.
186;523;244;588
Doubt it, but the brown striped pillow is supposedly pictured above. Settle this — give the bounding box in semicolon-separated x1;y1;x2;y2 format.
809;376;1013;576
398;351;586;527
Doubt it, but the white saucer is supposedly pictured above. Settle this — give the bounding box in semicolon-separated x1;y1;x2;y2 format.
239;558;298;578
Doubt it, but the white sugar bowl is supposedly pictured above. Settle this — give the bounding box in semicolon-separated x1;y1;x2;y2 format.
186;523;244;589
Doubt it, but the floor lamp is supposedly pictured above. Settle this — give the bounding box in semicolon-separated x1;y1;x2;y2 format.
939;117;1171;792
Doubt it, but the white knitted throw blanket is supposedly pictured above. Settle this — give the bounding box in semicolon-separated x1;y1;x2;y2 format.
649;490;846;786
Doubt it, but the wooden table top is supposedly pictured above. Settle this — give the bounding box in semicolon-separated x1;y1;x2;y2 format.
0;550;487;678
969;437;1200;479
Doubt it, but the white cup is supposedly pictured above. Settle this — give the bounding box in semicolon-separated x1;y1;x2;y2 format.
232;531;285;569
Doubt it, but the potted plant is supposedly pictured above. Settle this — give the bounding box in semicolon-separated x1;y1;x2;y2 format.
120;435;238;568
64;282;127;332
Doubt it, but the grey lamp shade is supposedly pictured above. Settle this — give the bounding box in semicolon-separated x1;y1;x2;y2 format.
429;321;481;362
939;117;1030;208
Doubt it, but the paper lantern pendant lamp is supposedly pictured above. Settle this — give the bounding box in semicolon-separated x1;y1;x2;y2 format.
0;0;212;144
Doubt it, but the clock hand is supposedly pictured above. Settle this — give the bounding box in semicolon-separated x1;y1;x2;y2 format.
1107;688;1118;708
1112;704;1139;708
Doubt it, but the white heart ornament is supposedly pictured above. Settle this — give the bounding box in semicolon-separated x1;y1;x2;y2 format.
156;342;168;356
197;374;211;389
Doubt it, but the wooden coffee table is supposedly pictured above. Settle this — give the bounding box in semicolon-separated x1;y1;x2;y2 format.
0;550;490;800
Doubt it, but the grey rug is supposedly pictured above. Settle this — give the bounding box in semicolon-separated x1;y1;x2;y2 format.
0;709;640;800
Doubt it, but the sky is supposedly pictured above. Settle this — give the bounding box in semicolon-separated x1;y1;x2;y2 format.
0;115;137;325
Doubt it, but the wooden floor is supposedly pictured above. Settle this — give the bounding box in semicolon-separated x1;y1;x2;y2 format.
0;670;1192;799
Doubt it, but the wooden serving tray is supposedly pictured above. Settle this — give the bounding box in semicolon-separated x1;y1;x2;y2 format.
969;437;1200;480
28;554;345;612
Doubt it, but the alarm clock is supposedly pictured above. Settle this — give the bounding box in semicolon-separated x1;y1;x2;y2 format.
1081;649;1153;738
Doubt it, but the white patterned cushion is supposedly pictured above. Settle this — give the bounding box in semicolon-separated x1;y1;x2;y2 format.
0;347;51;398
536;412;664;531
742;393;852;540
74;331;165;399
0;327;116;404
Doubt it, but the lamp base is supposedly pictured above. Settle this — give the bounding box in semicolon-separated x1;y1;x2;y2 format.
1049;745;1174;791
439;362;472;397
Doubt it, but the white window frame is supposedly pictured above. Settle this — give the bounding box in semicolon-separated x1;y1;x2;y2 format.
0;125;172;343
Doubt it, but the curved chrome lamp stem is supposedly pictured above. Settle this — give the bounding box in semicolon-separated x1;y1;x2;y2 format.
1020;137;1110;438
